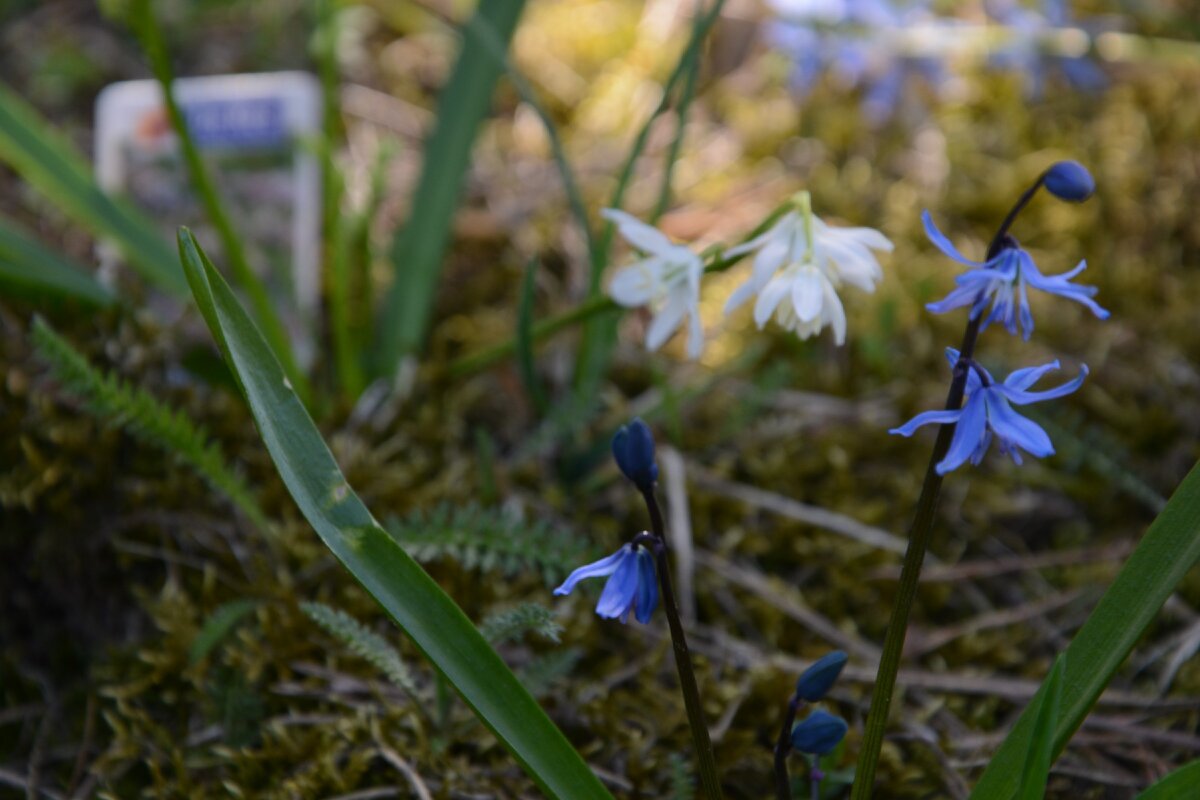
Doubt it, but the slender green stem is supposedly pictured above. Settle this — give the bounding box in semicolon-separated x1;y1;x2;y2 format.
651;9;705;223
851;182;1047;797
641;488;723;799
130;0;310;406
774;695;803;800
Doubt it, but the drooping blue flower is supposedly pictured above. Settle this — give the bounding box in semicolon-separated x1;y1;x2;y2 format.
1043;160;1095;202
791;710;849;755
553;543;659;624
923;211;1109;339
891;348;1088;474
796;650;849;702
612;418;658;491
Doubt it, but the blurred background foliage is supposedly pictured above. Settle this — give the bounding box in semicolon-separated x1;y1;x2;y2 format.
2;0;1200;797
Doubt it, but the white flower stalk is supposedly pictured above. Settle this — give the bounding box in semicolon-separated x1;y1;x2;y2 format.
724;192;893;345
603;208;705;359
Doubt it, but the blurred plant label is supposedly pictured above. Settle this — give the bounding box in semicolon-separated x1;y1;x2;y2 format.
95;71;321;364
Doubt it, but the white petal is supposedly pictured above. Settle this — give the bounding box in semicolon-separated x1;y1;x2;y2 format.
608;257;666;307
751;234;791;287
791;268;824;322
822;276;847;345
724;212;797;258
753;278;790;329
645;291;688;350
821;238;881;291
685;306;704;359
601;208;675;255
724;276;757;315
835;225;893;252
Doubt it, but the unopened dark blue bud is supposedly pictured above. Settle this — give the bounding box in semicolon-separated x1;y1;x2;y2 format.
1043;160;1095;202
791;710;848;756
612;418;658;490
796;650;848;702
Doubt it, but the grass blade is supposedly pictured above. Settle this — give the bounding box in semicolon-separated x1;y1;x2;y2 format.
574;0;727;392
1015;655;1064;800
128;0;309;406
1134;760;1200;799
176;227;612;800
0;81;185;295
0;216;115;307
374;0;526;377
970;459;1200;799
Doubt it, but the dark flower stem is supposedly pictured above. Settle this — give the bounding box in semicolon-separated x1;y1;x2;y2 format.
774;695;803;800
641;488;724;799
850;180;1046;798
810;755;821;800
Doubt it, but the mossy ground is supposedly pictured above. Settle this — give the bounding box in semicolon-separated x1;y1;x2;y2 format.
3;2;1200;798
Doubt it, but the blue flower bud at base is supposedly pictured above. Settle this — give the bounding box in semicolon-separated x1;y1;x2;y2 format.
796;651;848;702
1043;160;1095;202
612;418;658;491
791;710;848;756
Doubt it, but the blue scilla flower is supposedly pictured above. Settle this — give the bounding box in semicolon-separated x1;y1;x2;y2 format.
891;348;1088;474
791;710;849;755
554;543;658;624
613;418;658;491
796;650;849;702
923;211;1109;339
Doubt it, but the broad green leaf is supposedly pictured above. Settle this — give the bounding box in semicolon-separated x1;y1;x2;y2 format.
1015;655;1064;800
0;81;185;295
1134;760;1200;799
971;459;1200;799
375;0;525;375
176;228;612;800
189;600;260;665
0;216;115;307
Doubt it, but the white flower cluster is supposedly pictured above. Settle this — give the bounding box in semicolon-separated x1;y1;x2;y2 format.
604;193;893;358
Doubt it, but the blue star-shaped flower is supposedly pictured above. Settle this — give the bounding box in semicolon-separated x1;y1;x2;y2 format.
891;348;1088;474
923;211;1109;339
553;543;658;623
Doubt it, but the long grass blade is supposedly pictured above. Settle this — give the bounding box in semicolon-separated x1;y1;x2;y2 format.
128;0;310;406
374;0;526;378
574;0;727;392
1134;760;1200;799
0;216;115;307
969;459;1200;799
176;227;612;800
0;82;185;295
1015;655;1064;800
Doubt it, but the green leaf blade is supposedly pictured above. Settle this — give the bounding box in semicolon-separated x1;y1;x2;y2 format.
971;460;1200;799
1135;759;1200;799
176;228;611;800
0;216;115;307
0;82;185;296
1015;655;1065;800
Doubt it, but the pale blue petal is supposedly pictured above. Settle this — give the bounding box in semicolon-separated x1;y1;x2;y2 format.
936;394;988;474
926;284;983;315
1000;364;1088;405
553;545;629;596
1003;360;1061;391
987;394;1055;458
594;550;640;619
922;210;984;267
890;408;962;437
633;550;658;624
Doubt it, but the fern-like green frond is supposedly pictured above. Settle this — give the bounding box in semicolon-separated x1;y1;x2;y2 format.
299;601;416;695
479;603;562;645
385;504;594;585
30;317;268;529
